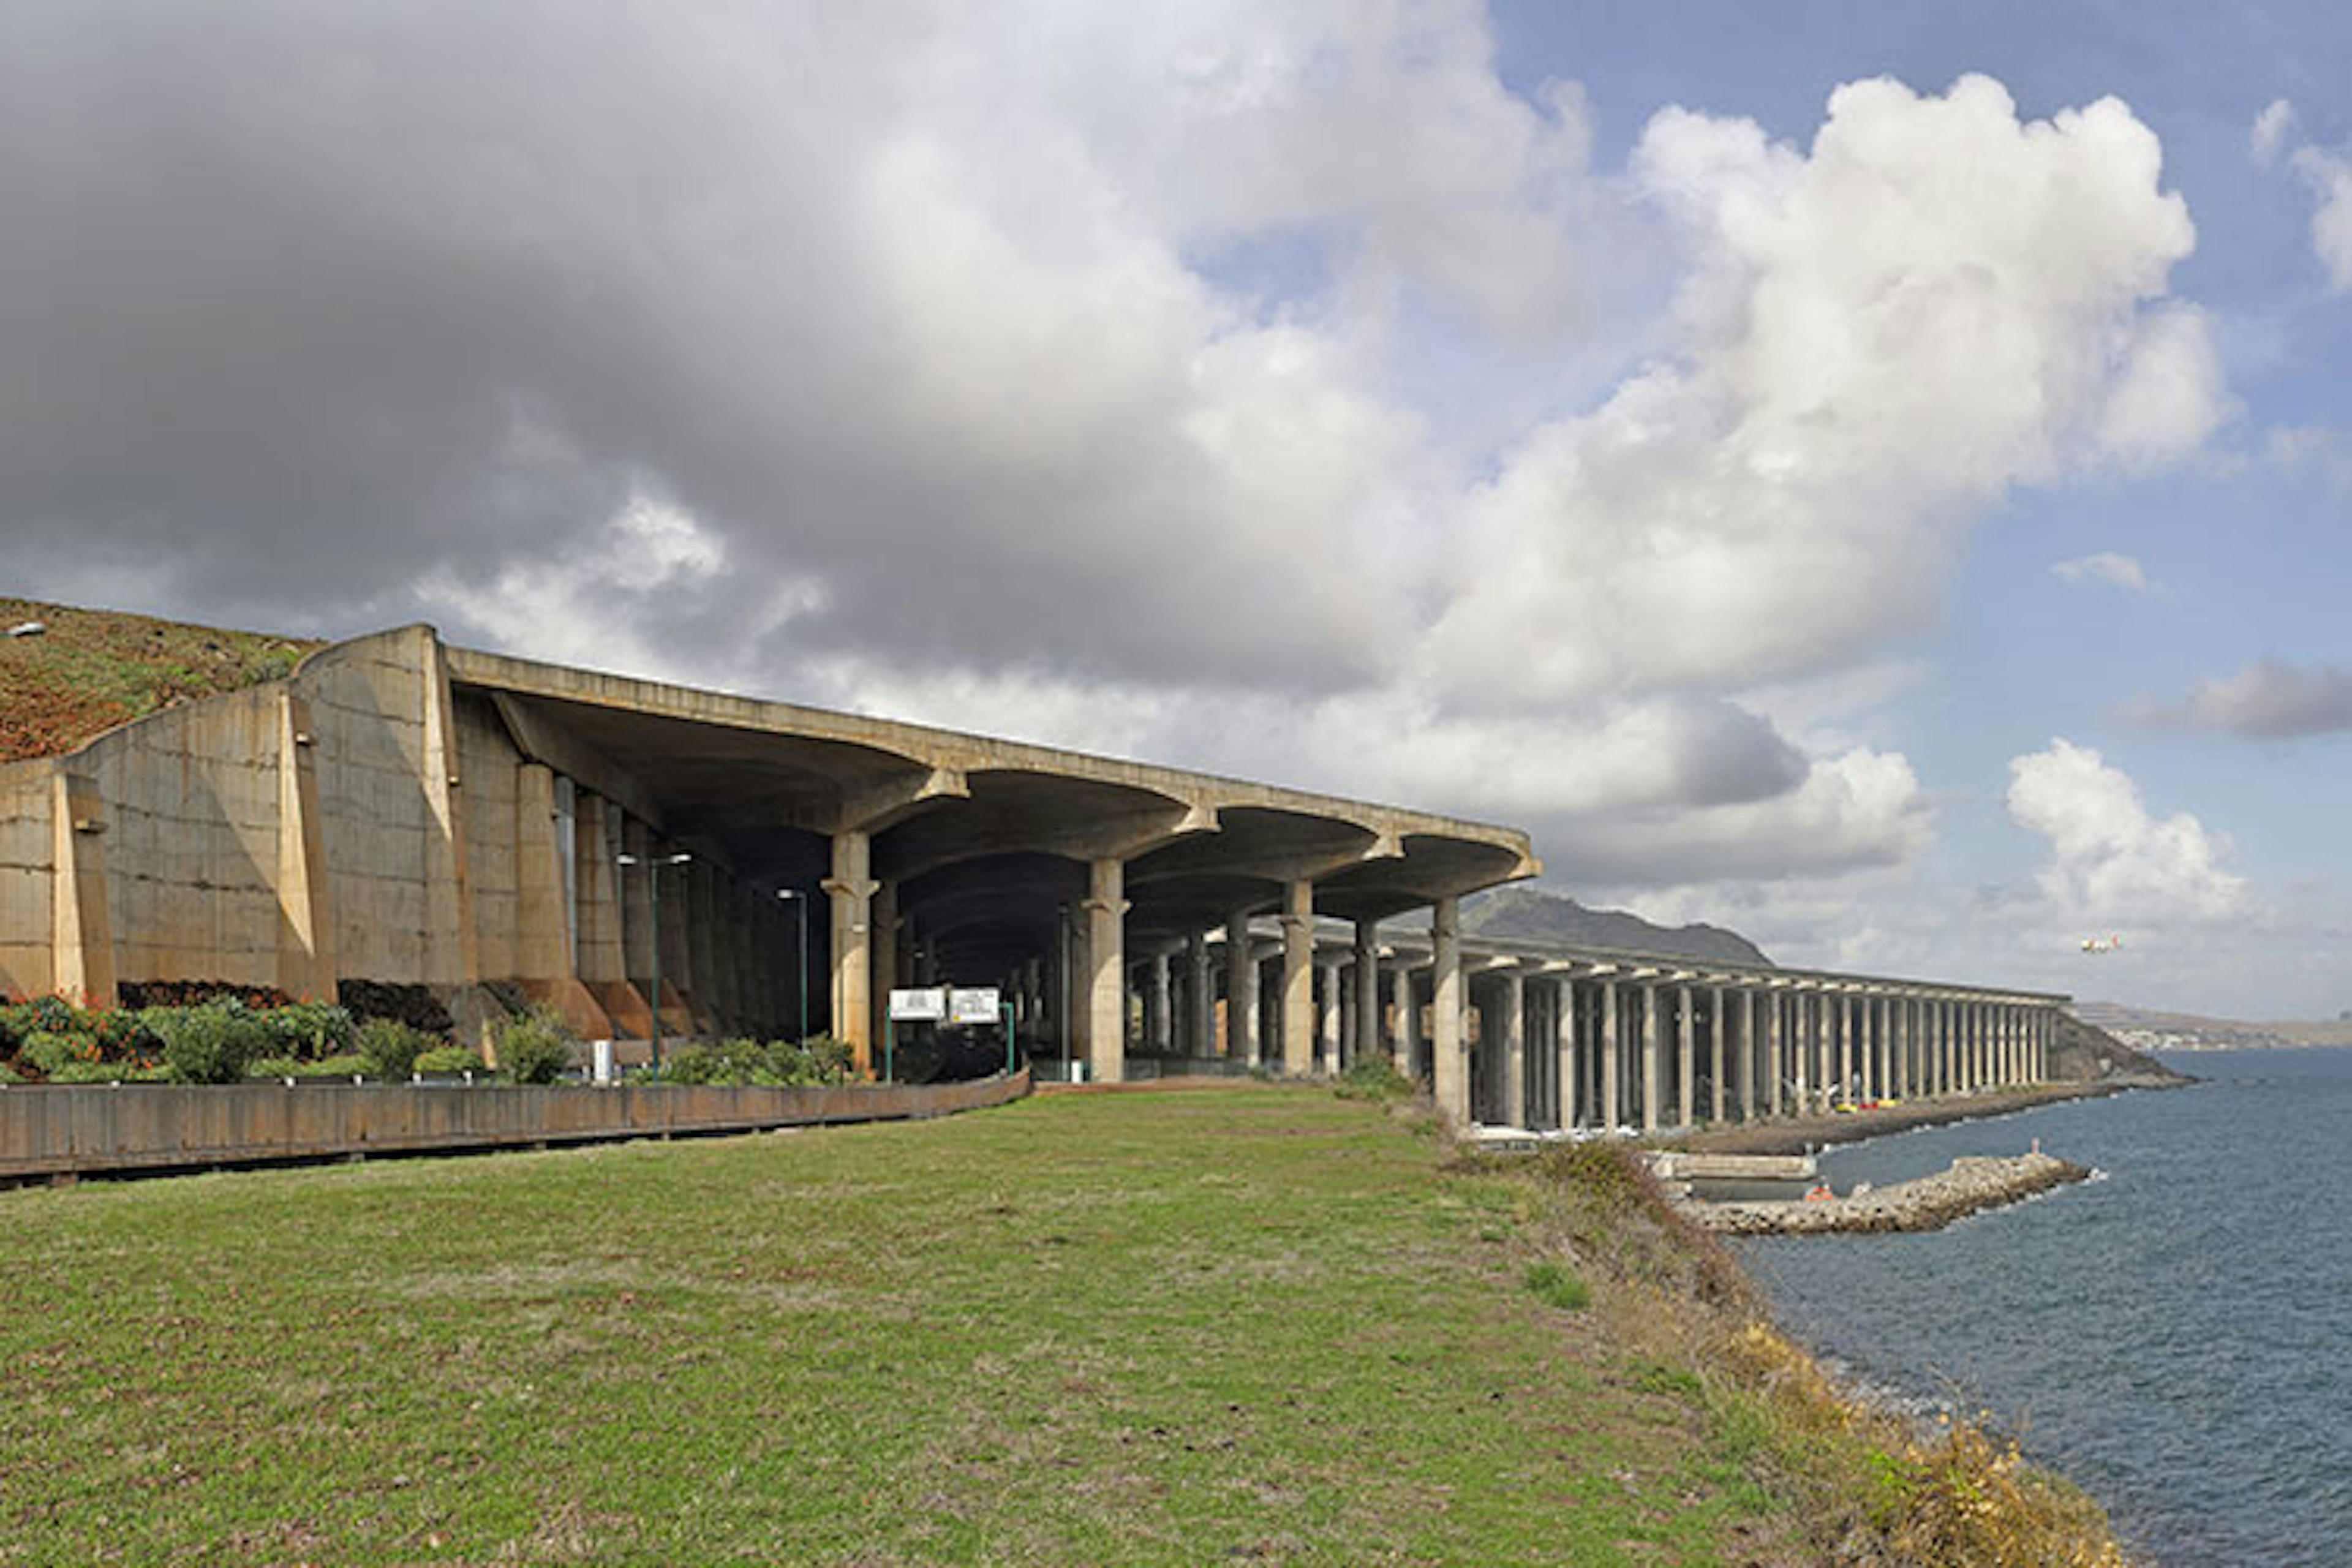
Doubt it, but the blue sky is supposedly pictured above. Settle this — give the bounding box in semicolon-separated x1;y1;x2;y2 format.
4;2;2349;1015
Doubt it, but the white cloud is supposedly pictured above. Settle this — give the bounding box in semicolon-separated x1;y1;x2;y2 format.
2051;552;2153;592
2291;145;2352;291
1420;74;2224;708
2007;738;2252;925
2251;98;2297;167
2138;658;2352;738
0;15;2247;908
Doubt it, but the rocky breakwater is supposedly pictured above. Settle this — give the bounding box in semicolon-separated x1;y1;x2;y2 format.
1677;1152;2093;1236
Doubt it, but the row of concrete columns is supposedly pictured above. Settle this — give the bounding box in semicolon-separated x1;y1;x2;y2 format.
791;823;2065;1117
1447;974;2056;1133
976;879;2059;1127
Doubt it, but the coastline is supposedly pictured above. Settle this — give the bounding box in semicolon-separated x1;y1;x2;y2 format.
1684;1075;2188;1157
1511;1135;2141;1566
1669;1079;2185;1565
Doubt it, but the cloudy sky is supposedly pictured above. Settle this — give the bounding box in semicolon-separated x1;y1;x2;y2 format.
6;1;2350;1017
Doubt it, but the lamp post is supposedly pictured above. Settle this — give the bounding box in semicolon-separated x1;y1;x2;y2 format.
777;888;808;1044
617;850;690;1079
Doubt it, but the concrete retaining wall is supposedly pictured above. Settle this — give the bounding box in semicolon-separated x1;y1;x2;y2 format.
0;1068;1029;1181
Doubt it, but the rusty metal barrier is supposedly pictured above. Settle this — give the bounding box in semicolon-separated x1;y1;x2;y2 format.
0;1068;1031;1182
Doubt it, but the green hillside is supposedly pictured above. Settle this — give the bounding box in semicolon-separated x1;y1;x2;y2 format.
0;597;319;763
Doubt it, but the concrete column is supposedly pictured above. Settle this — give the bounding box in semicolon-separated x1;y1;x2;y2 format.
1599;980;1621;1133
1224;910;1258;1065
1335;964;1354;1069
1083;857;1126;1085
1392;962;1416;1080
1859;992;1876;1100
1550;978;1573;1130
1639;984;1662;1133
573;794;624;992
1740;989;1758;1123
1501;968;1527;1128
1676;982;1696;1129
1319;956;1343;1076
1352;922;1381;1072
275;690;336;1003
417;631;478;990
824;829;876;1076
1789;990;1811;1114
869;880;899;1052
1187;932;1214;1058
1834;992;1853;1107
1280;881;1316;1078
514;763;576;993
1708;986;1727;1125
1891;995;1909;1100
1431;898;1466;1123
48;773;115;1006
1142;950;1170;1055
1816;992;1836;1113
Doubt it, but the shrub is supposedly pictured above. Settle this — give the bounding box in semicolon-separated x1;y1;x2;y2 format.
19;1030;85;1079
1336;1057;1414;1101
665;1040;756;1085
2;996;85;1044
0;1061;18;1085
784;1035;853;1085
665;1035;853;1087
1524;1260;1593;1311
496;1006;575;1085
413;1046;486;1076
52;1059;171;1084
260;1001;355;1061
151;1000;272;1084
356;1016;434;1080
246;1053;372;1080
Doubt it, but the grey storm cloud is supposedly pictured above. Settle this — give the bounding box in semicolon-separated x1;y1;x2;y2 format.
0;2;1427;688
2139;658;2352;739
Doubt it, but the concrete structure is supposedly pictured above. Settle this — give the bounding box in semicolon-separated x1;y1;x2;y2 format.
0;622;2070;1129
0;625;1534;1084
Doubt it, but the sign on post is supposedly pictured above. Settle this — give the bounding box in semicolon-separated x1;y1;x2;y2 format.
949;987;1001;1024
888;988;948;1022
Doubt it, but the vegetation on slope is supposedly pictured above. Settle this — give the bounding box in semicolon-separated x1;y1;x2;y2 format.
0;1083;2128;1565
0;597;318;763
1508;1138;2130;1567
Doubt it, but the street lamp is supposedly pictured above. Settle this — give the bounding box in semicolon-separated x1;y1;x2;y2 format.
616;850;690;1079
777;888;808;1044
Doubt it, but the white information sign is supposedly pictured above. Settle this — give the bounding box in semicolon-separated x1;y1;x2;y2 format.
949;987;1001;1024
888;987;948;1022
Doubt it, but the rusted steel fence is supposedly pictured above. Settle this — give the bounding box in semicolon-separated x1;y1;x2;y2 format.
0;1069;1030;1182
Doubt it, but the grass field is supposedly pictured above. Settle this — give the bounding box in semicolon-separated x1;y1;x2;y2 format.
0;597;317;763
0;1084;1826;1566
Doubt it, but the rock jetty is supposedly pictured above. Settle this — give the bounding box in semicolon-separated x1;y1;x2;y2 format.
1676;1152;2092;1235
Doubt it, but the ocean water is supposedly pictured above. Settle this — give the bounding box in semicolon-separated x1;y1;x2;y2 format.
1735;1049;2352;1568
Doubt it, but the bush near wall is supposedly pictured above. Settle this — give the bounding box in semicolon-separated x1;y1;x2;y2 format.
666;1035;853;1087
0;994;393;1085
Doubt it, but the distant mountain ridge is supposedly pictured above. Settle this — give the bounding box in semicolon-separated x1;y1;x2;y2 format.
1460;886;1773;967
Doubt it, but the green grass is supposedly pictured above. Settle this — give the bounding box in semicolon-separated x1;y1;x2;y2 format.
0;1087;1815;1566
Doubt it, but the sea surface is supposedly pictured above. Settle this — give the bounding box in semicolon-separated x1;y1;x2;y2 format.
1735;1049;2352;1568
